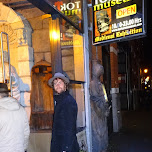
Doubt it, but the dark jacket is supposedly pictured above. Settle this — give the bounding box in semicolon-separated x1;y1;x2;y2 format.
51;90;79;152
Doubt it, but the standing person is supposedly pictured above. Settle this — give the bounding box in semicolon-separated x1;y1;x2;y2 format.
0;83;30;152
48;72;79;152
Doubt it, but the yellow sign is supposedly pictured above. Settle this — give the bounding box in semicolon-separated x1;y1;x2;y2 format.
116;4;137;19
92;0;145;45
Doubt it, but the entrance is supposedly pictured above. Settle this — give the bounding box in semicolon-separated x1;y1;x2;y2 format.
102;46;113;136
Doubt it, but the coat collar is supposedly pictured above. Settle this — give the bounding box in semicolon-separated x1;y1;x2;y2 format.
54;90;69;104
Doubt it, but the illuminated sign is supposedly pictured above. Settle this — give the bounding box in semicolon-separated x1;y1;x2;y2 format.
116;4;137;19
92;0;146;45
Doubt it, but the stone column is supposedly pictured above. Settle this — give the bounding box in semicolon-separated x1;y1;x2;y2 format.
18;45;34;119
110;88;121;132
16;27;33;119
110;43;122;132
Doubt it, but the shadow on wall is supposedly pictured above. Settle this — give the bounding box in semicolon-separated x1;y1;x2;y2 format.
0;61;30;107
19;77;30;106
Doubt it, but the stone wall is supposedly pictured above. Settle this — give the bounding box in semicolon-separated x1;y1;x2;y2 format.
0;3;53;119
17;7;51;64
0;3;33;118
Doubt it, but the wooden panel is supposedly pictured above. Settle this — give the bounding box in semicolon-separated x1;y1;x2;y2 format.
30;63;54;131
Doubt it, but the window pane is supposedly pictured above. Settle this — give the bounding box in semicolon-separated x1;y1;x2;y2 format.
52;0;83;32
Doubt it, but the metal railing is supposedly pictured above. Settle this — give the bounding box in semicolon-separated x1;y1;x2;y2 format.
0;32;12;96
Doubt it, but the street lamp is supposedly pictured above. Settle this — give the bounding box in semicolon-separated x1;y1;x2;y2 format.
144;68;148;73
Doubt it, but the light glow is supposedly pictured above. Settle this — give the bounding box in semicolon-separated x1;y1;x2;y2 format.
146;76;150;81
144;69;148;73
50;31;59;40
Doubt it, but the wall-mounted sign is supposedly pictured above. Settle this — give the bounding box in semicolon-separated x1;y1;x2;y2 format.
92;0;146;45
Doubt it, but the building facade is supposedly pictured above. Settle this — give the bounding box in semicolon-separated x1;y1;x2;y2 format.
0;0;145;151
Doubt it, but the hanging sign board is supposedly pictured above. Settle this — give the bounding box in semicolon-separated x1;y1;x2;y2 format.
92;0;146;45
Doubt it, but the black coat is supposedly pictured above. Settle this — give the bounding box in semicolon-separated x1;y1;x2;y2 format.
51;90;79;152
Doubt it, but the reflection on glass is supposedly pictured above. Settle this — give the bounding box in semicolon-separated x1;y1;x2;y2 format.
49;18;60;43
60;18;84;81
53;0;82;31
60;17;85;129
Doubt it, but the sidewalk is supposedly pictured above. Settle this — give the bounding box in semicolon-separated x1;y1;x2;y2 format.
107;110;152;152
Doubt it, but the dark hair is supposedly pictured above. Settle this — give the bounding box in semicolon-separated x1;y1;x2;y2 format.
0;92;8;98
0;83;9;97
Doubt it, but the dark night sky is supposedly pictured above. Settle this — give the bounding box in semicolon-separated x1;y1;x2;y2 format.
142;0;152;66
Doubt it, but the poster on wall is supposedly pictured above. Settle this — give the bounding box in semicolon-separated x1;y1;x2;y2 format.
92;0;146;45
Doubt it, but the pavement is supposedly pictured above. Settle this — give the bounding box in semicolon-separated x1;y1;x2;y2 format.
107;109;152;152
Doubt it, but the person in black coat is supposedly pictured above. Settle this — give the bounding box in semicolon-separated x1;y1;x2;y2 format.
48;72;79;152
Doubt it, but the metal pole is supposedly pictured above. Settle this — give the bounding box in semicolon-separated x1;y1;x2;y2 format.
1;32;5;83
126;51;129;110
83;0;92;151
6;34;12;96
0;32;12;96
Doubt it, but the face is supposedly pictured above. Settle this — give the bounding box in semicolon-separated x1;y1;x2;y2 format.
53;78;66;94
97;18;109;33
96;10;110;33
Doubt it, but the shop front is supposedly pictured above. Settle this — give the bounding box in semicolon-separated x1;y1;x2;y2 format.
0;0;91;151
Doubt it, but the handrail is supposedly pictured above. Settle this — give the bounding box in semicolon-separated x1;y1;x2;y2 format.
0;32;12;96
